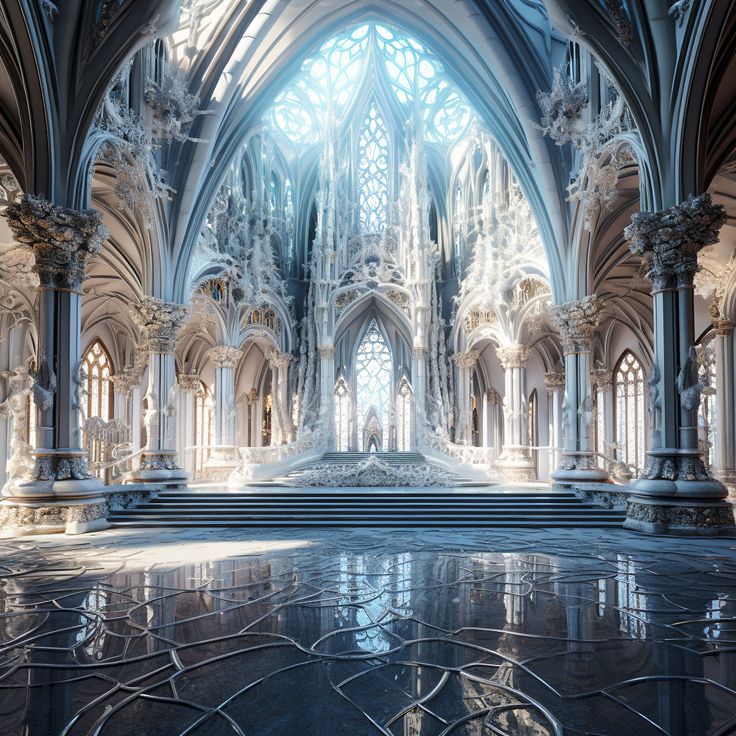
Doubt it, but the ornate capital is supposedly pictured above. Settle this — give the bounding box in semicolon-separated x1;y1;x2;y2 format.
264;346;294;369
591;368;613;390
412;346;428;360
3;194;109;291
319;344;335;360
485;387;501;405
625;193;726;290
111;368;142;396
496;344;530;370
544;370;565;393
247;387;258;404
550;294;606;354
207;345;243;369
715;319;735;337
451;350;480;370
130;297;188;353
177;373;201;392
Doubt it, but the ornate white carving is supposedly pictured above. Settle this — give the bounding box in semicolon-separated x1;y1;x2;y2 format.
131;297;189;353
0;367;34;480
550;295;607;354
544;370;565;393
177;373;201;392
207;346;243;369
451;350;480;370
496;344;530;370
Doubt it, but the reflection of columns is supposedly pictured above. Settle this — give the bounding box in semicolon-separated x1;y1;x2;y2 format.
205;346;243;477
176;374;200;477
714;320;736;485
128;297;188;483
496;344;535;481
624;194;733;534
319;343;335;449
451;350;479;445
1;195;109;534
545;370;565;471
265;346;294;446
550;295;610;485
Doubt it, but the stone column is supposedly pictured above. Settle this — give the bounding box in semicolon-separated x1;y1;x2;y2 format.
451;349;479;445
0;195;109;534
496;344;535;481
713;319;736;486
176;373;200;477
110;367;143;476
265;347;294;446
411;345;427;448
318;342;335;448
623;194;734;534
128;297;188;484
204;346;243;478
591;368;614;464
544;370;565;472
550;295;610;485
485;388;503;457
246;387;258;447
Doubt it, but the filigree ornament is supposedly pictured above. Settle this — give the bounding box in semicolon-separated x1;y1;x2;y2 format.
130;297;189;353
550;294;607;354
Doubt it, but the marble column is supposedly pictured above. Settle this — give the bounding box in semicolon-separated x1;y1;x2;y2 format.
411;345;427;448
544;370;565;472
205;346;243;478
591;368;614;463
318;342;335;448
128;297;188;484
110;367;143;476
0;195;109;534
176;373;200;477
246;387;258;447
265;346;294;446
713;319;736;486
496;344;535;481
550;295;610;485
623;194;734;534
451;350;479;445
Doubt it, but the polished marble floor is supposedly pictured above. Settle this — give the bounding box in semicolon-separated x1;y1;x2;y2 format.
1;526;736;735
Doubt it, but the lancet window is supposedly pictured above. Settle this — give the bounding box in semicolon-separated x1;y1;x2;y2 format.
614;351;645;469
334;378;352;452
83;340;114;421
355;321;393;449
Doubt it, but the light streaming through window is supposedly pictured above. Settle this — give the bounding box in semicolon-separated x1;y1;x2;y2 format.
614;351;645;470
83;340;113;421
355;320;392;448
358;104;389;233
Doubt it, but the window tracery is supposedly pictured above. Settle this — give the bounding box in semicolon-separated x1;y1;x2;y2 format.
355;320;393;448
334;378;352;452
83;340;114;421
614;351;645;469
358;104;389;233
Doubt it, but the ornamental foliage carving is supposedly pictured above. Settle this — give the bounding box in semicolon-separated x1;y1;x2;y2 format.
496;344;530;370
3;195;108;290
131;297;189;352
207;346;243;369
625;194;727;290
550;295;607;353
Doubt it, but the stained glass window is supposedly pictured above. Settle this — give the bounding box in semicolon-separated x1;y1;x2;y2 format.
334;378;352;451
83;340;113;421
614;351;645;469
355;320;393;444
358;104;389;233
268;23;473;145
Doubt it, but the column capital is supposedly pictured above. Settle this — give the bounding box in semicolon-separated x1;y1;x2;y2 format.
207;345;243;369
130;297;189;353
544;370;565;393
246;387;259;404
496;344;530;369
318;344;335;360
111;368;142;396
714;319;735;336
451;349;480;369
625;193;726;290
550;294;606;354
3;194;109;291
177;373;201;392
485;387;501;405
591;368;613;390
264;346;294;369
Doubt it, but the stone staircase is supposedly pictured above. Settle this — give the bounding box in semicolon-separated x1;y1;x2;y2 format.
108;487;626;528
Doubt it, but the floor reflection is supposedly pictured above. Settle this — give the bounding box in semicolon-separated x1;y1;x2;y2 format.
1;528;736;735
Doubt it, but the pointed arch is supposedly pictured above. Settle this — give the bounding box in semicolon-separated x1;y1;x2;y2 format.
83;339;115;421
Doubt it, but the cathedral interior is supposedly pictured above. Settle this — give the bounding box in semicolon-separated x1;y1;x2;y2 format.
1;1;736;733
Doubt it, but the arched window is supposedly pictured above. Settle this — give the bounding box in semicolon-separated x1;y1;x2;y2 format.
614;351;645;469
83;339;114;421
396;379;412;451
194;381;213;476
358;103;389;233
355;320;393;450
698;338;717;472
334;378;352;452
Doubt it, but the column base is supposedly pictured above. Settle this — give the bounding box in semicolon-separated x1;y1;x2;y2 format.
1;449;109;536
125;450;188;484
496;447;536;482
623;449;735;535
551;452;611;485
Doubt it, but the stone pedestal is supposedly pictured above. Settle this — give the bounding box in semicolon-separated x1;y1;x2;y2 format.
127;298;188;485
0;196;110;534
550;295;611;485
623;194;734;534
204;346;242;479
496;344;535;481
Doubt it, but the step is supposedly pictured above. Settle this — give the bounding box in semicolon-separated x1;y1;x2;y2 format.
110;519;624;528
